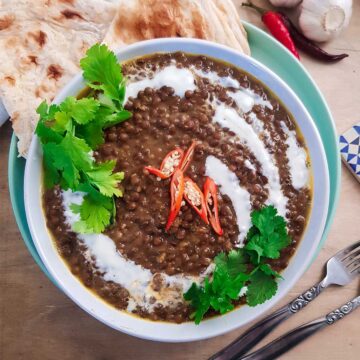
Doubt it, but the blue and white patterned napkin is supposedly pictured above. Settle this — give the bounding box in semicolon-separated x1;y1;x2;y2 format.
340;123;360;182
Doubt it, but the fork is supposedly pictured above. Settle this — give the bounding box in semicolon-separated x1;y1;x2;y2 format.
209;240;360;360
239;294;360;360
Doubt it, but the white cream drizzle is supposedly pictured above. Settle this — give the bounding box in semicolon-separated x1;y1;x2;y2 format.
61;190;212;312
124;65;196;103
191;66;272;113
212;103;288;216
281;122;310;190
244;159;256;171
191;67;240;88
248;112;265;135
205;156;252;245
248;113;274;147
229;89;273;113
190;66;273;113
125;63;272;114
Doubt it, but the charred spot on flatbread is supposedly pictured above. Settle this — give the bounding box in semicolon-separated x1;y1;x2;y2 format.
47;64;64;81
59;0;75;4
61;9;84;20
28;30;47;47
0;15;15;31
28;55;39;65
35;84;50;99
4;76;16;86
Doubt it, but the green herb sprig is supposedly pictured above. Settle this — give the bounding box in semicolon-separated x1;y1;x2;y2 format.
35;44;132;233
184;205;291;324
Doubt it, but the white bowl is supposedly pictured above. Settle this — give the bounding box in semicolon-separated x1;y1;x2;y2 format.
24;38;329;342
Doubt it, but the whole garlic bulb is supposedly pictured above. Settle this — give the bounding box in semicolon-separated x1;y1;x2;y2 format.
298;0;352;42
269;0;302;8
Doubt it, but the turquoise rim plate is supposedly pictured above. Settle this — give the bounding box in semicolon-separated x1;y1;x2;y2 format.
8;22;341;284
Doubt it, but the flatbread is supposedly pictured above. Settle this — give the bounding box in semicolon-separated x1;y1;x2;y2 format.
103;0;250;55
0;0;117;157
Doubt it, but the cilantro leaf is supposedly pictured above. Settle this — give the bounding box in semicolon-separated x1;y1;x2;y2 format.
60;132;93;171
52;111;73;133
212;266;246;301
37;44;129;234
100;109;132;128
244;233;264;263
43;142;80;189
251;205;277;234
76;121;105;150
36;101;60;121
185;249;248;324
36;101;74;135
184;205;292;324
35;102;63;144
246;269;278;307
60;96;99;125
42;145;61;188
80;44;125;104
71;184;115;233
184;269;245;324
245;206;291;261
36;121;63;145
259;264;283;279
184;283;211;325
264;232;290;259
40;133;93;190
75;105;131;150
215;249;249;278
86;160;124;197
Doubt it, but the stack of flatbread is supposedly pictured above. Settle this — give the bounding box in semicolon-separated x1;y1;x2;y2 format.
0;0;250;157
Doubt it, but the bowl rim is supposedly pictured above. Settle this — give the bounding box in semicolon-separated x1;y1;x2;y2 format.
24;37;329;342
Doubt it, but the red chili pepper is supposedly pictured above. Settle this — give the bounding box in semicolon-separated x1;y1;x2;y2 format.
145;148;184;179
179;140;197;173
165;169;185;231
183;177;208;224
279;12;348;63
144;166;168;179
242;2;300;60
203;177;223;236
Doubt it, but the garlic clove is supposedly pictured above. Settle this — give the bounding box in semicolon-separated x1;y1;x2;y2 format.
299;0;353;42
269;0;302;8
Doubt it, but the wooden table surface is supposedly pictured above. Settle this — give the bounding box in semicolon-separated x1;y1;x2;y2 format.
1;1;359;359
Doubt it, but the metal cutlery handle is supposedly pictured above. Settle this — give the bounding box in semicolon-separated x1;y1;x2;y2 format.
239;296;360;360
209;281;325;360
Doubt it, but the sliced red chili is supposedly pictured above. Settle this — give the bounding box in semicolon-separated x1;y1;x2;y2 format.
165;169;185;231
203;177;223;236
144;166;169;179
183;177;208;224
145;148;184;179
242;2;300;60
179;140;197;173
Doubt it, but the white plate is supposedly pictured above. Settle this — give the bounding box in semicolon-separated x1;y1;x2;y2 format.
24;38;329;342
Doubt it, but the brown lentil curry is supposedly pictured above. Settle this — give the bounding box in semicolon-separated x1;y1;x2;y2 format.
44;52;312;323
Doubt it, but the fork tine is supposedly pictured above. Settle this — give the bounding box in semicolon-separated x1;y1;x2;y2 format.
349;262;360;274
342;249;360;266
341;245;360;262
337;240;360;261
346;255;360;269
